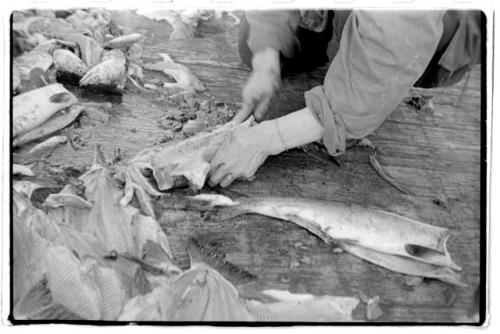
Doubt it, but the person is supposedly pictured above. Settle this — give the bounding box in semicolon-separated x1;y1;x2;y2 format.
208;10;482;188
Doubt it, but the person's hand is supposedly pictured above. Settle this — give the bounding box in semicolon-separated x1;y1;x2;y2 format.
233;48;281;124
208;120;285;188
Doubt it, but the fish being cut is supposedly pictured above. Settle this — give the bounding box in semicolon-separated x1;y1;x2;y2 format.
13;83;78;137
188;194;465;286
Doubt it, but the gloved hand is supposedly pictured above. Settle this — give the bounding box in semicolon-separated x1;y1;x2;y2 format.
233;48;281;124
208;119;286;187
209;107;325;187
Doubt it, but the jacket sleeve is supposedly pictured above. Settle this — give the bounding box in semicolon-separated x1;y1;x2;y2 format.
245;10;300;59
305;11;444;156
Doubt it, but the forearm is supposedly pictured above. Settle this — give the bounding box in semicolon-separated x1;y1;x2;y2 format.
252;48;281;76
256;108;324;155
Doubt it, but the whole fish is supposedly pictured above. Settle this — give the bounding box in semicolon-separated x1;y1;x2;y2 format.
189;194;465;286
13;105;84;147
13;84;78;137
103;33;142;49
28;135;67;155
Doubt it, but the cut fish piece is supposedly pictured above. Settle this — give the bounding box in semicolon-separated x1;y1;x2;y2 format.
245;290;359;322
45;246;101;320
144;53;205;92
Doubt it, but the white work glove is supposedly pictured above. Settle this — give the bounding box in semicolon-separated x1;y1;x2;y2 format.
233;48;281;124
208;120;286;188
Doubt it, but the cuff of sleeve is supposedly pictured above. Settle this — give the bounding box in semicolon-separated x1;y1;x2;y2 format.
305;86;347;156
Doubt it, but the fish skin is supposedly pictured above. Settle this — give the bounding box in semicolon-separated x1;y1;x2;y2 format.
189;194;463;284
13;84;78;137
13;105;84;147
28;135;67;155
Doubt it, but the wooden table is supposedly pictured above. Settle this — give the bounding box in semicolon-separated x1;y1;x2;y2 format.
13;10;484;323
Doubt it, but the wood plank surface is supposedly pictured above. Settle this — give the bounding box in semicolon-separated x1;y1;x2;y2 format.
12;10;483;323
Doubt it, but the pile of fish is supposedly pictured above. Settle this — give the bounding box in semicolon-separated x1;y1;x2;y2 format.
136;9;240;40
12;9;208;154
13;147;360;321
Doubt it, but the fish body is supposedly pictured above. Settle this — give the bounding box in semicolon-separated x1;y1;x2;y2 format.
53;49;89;79
13;105;83;147
13;84;78;137
28;135;67;155
79;58;126;94
103;33;142;49
189;194;464;286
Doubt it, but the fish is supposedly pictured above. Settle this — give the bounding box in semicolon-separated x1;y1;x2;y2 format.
144;53;205;92
103;33;143;49
187;237;258;285
79;58;126;94
119;261;358;321
13;50;53;91
28;135;67;155
53;49;89;80
32;39;80;56
13;277;84;320
13;83;78;137
188;194;465;286
120;117;251;195
13;164;34;176
63;32;104;68
45;245;101;319
131;213;173;259
13;105;84;147
243;289;359;322
84;258;127;320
